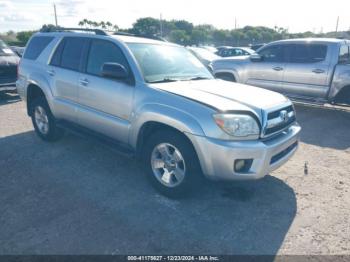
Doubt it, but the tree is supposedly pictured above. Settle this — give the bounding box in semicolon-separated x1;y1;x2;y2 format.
173;20;193;34
169;30;190;45
132;17;160;36
16;30;36;44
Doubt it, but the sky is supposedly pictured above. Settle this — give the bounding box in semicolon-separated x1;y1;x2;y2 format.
0;0;349;33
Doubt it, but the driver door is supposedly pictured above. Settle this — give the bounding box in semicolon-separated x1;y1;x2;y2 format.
77;39;134;143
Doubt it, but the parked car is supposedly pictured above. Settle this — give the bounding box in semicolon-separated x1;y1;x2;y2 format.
212;38;350;105
0;39;20;93
216;46;255;57
187;46;220;72
17;29;300;197
10;46;25;57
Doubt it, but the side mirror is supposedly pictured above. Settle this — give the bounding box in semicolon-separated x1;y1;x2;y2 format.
102;62;128;79
250;53;262;62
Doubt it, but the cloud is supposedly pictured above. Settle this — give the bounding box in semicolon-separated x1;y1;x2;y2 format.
3;13;36;23
0;1;13;9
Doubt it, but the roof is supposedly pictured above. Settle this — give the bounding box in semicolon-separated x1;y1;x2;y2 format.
272;38;350;45
36;28;175;46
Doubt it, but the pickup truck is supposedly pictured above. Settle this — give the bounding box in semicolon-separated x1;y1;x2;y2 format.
212;38;350;105
17;28;300;197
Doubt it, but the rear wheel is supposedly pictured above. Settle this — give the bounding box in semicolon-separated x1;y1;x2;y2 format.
142;130;201;198
334;87;350;105
31;97;64;142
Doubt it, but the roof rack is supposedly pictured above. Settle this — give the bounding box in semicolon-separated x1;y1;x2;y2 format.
40;27;168;41
40;27;107;36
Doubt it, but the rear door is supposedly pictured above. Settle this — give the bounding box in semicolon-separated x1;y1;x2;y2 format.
245;44;287;92
282;43;330;99
48;37;89;122
77;38;134;142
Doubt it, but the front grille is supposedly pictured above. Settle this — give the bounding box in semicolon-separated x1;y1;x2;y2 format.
264;105;296;137
270;141;298;165
0;65;17;84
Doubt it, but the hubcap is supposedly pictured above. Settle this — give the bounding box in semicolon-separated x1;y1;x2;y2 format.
34;106;49;135
151;143;186;188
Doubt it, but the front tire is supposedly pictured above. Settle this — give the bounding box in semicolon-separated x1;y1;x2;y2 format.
30;97;64;142
142;130;201;198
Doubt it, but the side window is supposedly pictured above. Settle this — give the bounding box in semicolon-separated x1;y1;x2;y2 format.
23;36;54;60
290;44;327;63
258;45;285;62
339;45;350;64
86;40;129;76
50;39;65;66
60;37;87;71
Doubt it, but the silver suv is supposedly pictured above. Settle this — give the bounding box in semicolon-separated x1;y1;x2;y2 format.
17;28;301;197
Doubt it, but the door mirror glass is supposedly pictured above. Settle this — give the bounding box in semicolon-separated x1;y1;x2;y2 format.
250;53;262;62
102;62;129;79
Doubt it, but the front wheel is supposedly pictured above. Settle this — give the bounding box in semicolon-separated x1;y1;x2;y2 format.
142;130;201;198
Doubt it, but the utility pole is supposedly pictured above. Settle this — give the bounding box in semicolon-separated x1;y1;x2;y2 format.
234;17;237;30
160;13;163;37
335;16;339;37
53;3;58;26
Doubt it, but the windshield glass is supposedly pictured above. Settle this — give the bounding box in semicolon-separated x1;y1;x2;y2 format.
127;43;213;83
0;40;15;56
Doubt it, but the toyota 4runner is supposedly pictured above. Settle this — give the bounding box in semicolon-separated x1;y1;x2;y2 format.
17;28;301;197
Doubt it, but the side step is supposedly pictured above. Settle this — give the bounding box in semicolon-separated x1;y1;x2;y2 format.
57;120;135;158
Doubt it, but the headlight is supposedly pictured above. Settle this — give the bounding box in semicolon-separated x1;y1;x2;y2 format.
213;114;260;138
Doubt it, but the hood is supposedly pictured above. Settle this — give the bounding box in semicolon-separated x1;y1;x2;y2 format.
0;55;20;66
150;79;289;113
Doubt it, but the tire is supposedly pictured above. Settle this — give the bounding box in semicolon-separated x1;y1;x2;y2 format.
142;129;202;198
335;87;350;105
30;97;64;142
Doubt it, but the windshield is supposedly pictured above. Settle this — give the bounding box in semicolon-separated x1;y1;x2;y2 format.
0;40;15;56
127;43;213;83
190;47;219;61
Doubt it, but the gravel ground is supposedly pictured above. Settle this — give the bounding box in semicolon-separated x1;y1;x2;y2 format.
0;93;349;255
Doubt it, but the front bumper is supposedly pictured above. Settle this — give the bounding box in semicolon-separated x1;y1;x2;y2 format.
188;124;301;181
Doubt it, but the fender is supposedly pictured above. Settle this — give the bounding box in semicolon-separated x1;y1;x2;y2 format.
25;72;55;113
328;65;350;101
129;103;206;149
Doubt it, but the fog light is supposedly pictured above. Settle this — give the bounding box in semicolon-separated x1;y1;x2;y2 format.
234;159;253;173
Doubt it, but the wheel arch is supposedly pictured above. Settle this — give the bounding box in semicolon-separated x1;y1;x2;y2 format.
130;104;205;153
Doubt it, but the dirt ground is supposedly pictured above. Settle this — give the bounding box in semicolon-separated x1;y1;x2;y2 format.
0;93;349;255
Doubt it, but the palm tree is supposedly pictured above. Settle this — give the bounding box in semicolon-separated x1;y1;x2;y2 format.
106;21;112;30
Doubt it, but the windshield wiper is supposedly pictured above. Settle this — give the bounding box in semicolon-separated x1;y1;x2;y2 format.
185;76;211;81
148;78;180;84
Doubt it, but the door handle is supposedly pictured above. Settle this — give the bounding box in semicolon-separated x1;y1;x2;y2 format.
79;78;89;86
312;69;325;74
47;69;55;76
272;67;283;71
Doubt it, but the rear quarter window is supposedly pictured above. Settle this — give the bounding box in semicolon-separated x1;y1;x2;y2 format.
289;44;328;63
23;36;54;60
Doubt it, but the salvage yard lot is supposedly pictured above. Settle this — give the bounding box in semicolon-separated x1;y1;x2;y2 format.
0;93;349;255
